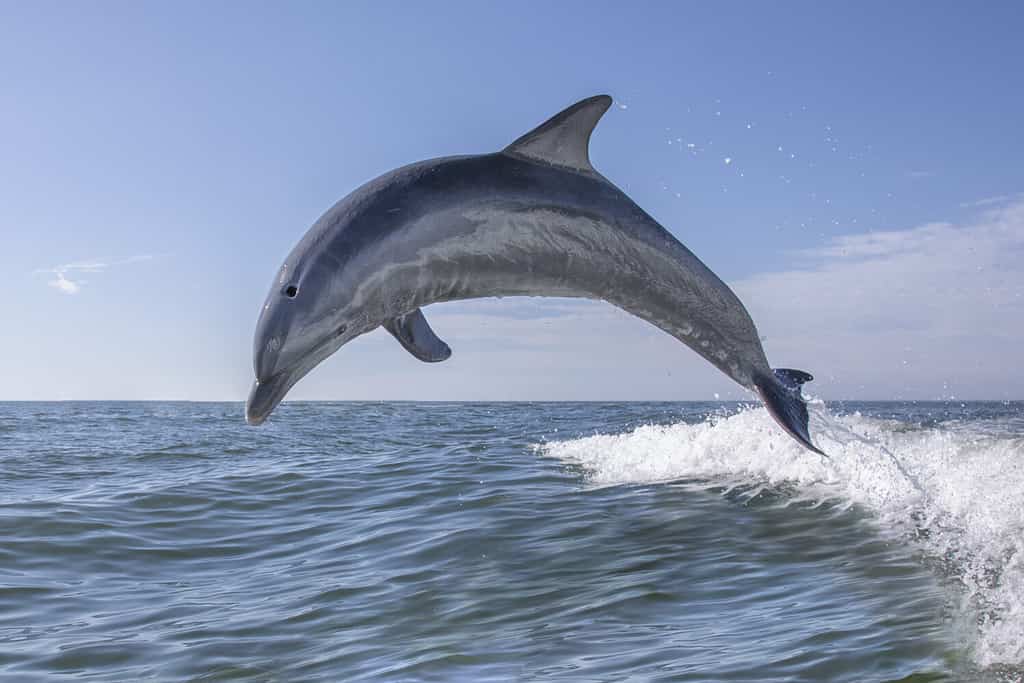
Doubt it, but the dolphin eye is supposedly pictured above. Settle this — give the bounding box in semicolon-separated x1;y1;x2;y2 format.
336;324;348;337
283;285;298;298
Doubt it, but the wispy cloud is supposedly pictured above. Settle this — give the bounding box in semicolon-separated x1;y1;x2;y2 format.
959;194;1022;209
735;199;1024;398
48;272;82;294
35;254;155;295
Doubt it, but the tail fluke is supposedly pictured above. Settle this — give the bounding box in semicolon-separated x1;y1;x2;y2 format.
755;368;826;456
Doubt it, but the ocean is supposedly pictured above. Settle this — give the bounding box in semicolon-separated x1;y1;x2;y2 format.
0;400;1021;682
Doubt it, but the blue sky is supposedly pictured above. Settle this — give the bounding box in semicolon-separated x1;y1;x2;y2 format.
2;1;1022;401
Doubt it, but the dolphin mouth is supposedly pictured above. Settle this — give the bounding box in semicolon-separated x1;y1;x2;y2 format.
245;333;349;426
245;370;296;426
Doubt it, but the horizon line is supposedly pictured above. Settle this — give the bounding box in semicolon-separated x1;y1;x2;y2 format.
0;398;1020;404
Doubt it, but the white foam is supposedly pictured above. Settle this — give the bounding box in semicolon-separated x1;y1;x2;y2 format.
538;405;1024;670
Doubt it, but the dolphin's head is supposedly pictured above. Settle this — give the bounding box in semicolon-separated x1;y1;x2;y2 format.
245;252;362;426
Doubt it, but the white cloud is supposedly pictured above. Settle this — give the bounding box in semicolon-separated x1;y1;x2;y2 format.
36;254;154;295
735;200;1024;398
47;272;81;295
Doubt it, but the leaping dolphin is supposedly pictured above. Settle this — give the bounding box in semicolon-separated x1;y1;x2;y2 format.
246;95;824;454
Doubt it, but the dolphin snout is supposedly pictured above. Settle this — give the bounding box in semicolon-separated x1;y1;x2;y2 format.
245;380;270;426
245;372;291;426
245;411;266;426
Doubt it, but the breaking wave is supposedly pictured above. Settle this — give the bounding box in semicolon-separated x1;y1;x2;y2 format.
538;404;1024;672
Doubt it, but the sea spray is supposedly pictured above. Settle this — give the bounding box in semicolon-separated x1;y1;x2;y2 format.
539;404;1024;670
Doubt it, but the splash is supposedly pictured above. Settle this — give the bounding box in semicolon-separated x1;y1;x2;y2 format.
538;405;1024;670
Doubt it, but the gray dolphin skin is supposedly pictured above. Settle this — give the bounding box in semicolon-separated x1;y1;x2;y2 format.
246;95;824;454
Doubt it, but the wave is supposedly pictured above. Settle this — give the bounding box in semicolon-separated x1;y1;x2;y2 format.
537;404;1024;671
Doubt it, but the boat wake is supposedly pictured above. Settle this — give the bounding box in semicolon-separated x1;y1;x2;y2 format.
538;404;1024;672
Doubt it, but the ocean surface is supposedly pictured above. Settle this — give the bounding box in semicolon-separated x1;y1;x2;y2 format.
1;401;1022;682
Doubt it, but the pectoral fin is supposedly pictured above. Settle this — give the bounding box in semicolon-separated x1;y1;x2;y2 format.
383;308;452;363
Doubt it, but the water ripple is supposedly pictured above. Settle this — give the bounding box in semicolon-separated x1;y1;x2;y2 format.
1;401;1019;680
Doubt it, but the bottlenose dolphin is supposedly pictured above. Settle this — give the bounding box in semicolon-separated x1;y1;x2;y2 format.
246;95;823;454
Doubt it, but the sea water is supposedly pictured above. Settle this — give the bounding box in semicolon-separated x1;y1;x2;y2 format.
0;401;1021;681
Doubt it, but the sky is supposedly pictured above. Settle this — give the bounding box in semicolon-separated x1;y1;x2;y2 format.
2;1;1022;401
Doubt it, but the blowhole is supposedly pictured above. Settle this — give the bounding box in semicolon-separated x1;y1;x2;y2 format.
336;324;348;337
283;285;298;298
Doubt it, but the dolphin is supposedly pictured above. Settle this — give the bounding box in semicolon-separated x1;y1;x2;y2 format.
246;94;824;454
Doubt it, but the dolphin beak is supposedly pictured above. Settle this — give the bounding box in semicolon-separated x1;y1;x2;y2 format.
245;372;293;426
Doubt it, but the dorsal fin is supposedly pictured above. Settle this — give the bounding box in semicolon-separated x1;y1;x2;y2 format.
503;95;613;173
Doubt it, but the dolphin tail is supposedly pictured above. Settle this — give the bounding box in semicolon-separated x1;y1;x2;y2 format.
755;369;826;456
